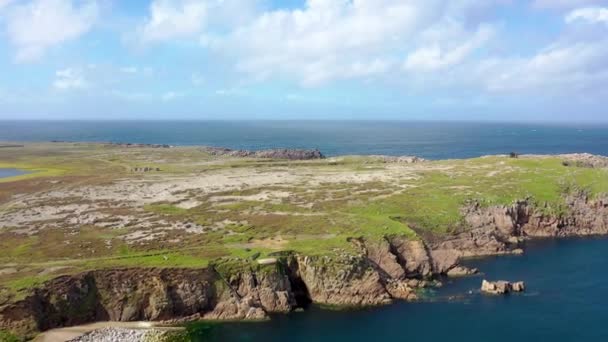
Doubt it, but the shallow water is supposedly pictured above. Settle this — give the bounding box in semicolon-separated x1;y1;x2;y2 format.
2;121;608;159
0;168;27;178
189;237;608;341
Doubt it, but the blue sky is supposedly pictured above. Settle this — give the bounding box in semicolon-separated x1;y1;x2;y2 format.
0;0;607;121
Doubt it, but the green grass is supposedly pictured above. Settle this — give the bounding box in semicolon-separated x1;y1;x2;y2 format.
144;203;189;216
2;144;608;301
0;330;21;342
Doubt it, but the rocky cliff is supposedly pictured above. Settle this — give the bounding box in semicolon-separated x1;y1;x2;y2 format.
3;192;608;337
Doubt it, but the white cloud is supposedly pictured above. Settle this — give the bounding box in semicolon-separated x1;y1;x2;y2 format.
565;7;608;24
404;24;494;72
220;0;451;85
477;39;608;94
6;0;98;63
136;0;207;43
209;0;505;86
53;68;87;90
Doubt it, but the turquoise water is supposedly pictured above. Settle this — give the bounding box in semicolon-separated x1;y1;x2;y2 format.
192;238;608;341
1;121;607;159
0;168;26;178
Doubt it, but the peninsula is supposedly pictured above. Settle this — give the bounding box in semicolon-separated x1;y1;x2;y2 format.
1;142;608;340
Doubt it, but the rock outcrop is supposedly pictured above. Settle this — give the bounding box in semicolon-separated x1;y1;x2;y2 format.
460;192;608;242
201;147;325;160
560;153;608;169
481;280;525;294
4;191;608;337
296;254;392;306
365;155;426;164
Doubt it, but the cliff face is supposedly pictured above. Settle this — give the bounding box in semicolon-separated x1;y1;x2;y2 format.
461;192;608;241
3;192;608;336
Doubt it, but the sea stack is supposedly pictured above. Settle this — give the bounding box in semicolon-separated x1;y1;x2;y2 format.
481;280;526;294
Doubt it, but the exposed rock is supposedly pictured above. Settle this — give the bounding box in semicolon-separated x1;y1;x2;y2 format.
429;249;460;274
446;266;478;277
384;280;417;300
389;237;433;278
354;237;405;280
461;192;608;240
0;265;290;335
560;153;608;169
4;189;608;336
365;155;426;164
481;280;525;294
295;255;392;306
511;281;525;292
201;146;325;160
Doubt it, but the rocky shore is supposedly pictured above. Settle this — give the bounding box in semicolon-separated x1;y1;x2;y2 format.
2;190;608;338
201;146;325;160
2;146;608;339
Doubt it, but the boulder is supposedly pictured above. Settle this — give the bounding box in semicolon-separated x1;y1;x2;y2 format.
446;266;478;277
481;279;525;294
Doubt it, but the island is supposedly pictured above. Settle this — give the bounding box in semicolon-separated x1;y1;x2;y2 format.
1;142;608;340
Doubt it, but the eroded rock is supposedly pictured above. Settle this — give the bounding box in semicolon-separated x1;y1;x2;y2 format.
201;147;325;160
481;280;525;294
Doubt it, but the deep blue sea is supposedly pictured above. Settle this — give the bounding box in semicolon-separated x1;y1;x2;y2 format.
200;237;608;341
1;120;607;159
2;120;608;341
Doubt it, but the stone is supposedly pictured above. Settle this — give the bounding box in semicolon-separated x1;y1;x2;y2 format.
481;280;525;294
446;266;478;277
511;281;525;292
201;146;325;160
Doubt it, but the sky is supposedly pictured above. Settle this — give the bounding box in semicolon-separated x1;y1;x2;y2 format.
0;0;607;121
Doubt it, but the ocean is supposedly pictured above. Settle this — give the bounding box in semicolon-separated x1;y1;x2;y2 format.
1;120;607;159
2;120;608;341
199;237;608;341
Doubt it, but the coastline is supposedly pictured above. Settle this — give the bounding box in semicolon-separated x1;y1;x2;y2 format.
1;143;608;340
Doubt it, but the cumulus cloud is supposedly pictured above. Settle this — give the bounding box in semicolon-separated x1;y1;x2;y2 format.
205;0;507;86
565;7;608;24
134;0;258;44
219;0;445;85
5;0;98;63
404;24;494;72
53;68;87;90
136;0;207;43
475;38;608;95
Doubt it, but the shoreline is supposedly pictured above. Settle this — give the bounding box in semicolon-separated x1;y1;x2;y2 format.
1;143;608;339
34;234;608;341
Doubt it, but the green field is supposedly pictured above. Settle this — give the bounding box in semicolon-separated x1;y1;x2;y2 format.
1;142;607;300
